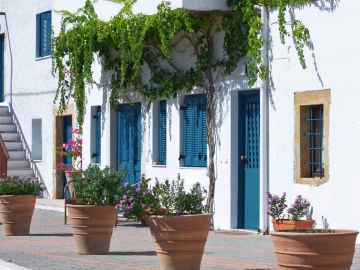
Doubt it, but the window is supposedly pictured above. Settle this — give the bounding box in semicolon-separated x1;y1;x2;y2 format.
159;100;167;165
91;106;101;163
302;105;324;178
31;119;42;160
36;11;52;57
295;89;330;186
182;94;207;167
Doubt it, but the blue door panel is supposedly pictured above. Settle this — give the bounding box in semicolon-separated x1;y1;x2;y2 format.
238;93;260;230
118;103;141;185
63;116;72;198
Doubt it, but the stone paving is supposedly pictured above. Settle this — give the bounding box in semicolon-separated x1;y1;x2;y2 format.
0;209;360;270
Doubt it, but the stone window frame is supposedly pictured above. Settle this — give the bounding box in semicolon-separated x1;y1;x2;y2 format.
294;89;330;186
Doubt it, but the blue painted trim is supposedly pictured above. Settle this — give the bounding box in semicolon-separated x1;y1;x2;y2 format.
159;100;166;165
96;106;101;164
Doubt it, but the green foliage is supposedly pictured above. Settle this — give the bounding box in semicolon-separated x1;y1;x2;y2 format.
52;0;313;125
73;164;127;205
0;176;45;196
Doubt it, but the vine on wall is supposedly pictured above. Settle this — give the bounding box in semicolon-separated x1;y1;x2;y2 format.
52;0;313;213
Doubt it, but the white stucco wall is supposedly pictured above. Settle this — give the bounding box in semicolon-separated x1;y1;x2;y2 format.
268;1;360;238
52;0;254;230
0;0;56;198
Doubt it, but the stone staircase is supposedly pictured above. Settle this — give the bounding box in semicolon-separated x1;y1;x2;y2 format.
0;106;35;178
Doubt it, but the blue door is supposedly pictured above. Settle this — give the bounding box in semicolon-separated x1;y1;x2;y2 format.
0;35;4;102
63;116;72;198
118;104;141;185
238;92;260;230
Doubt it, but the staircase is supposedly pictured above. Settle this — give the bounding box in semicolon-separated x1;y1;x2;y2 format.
0;106;35;179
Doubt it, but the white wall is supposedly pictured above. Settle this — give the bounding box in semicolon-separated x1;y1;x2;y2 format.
268;1;360;237
0;0;56;198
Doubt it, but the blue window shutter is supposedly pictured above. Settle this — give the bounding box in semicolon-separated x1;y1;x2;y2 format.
39;11;52;57
96;106;101;163
36;14;41;58
159;101;167;165
0;35;4;102
184;96;193;166
192;95;207;167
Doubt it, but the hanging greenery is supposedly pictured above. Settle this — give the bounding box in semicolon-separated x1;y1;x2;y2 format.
52;0;313;212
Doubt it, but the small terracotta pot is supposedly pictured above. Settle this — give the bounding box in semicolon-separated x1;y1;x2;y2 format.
67;204;117;254
0;195;36;236
272;219;315;231
148;213;212;270
271;229;358;269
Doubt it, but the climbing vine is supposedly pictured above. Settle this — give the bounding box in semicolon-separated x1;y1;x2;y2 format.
52;0;313;213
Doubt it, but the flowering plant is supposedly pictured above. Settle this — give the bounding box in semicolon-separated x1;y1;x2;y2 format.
116;173;209;220
57;127;83;173
266;191;311;221
0;176;45;196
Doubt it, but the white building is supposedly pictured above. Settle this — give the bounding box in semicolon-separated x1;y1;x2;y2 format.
0;0;359;237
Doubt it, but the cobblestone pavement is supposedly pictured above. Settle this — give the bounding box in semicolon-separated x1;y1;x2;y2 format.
0;209;360;270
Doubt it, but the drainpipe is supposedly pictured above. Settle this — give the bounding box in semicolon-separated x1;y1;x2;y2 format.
259;6;269;234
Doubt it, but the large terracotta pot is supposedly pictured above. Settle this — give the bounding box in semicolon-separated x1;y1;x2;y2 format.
148;213;213;270
65;170;82;198
0;195;36;236
271;229;359;269
272;219;315;230
67;204;117;254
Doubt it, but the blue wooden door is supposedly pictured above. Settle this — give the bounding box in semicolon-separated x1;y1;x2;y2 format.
238;93;260;230
63;116;72;198
118;104;141;185
0;35;4;102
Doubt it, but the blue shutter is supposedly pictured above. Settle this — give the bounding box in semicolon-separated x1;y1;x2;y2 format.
39;12;52;57
183;94;207;167
193;95;207;167
159;101;167;165
184;96;193;166
96;106;101;163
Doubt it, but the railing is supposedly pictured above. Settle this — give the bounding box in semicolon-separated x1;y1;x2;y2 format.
0;133;9;177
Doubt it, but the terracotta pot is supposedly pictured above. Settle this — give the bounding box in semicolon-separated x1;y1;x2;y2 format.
67;204;117;254
0;195;36;236
65;170;82;198
272;219;315;231
271;229;359;269
148;213;212;270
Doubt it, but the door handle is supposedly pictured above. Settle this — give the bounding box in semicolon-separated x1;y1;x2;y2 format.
240;156;247;161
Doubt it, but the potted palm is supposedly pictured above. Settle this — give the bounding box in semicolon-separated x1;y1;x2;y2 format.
117;174;211;270
0;176;45;236
266;191;314;230
67;164;127;254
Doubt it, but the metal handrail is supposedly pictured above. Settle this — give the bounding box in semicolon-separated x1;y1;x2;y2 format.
0;133;9;177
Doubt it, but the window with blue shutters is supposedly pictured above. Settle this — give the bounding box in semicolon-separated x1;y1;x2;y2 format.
159;101;167;165
95;106;101;163
36;11;52;57
182;95;207;167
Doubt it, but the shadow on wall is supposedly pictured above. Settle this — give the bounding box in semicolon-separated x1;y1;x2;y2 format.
267;0;341;110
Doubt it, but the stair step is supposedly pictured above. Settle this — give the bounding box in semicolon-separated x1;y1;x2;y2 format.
8;159;30;168
8;150;26;159
4;141;23;150
0;114;13;124
7;168;34;177
0;132;20;140
0;123;17;132
0;106;9;114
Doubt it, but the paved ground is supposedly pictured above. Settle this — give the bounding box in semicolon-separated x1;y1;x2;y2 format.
0;209;360;270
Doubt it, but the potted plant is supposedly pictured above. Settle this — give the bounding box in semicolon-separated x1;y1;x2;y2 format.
57;127;82;198
117;174;211;270
0;176;45;236
67;164;127;254
266;191;314;230
271;228;358;269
